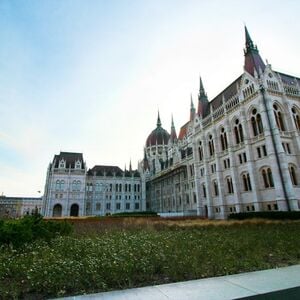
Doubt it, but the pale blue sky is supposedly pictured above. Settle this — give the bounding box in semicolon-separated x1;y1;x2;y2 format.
1;0;300;196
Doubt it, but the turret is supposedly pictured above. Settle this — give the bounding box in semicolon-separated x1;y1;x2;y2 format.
243;26;265;77
197;76;209;117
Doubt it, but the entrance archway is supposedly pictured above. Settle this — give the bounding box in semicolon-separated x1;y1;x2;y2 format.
70;203;79;217
53;204;62;217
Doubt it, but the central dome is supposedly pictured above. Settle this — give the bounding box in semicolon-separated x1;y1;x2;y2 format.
146;113;170;147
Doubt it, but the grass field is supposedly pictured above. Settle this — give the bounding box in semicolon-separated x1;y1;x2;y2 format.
1;217;300;299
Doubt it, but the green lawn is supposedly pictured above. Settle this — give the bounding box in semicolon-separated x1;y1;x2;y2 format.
1;220;300;299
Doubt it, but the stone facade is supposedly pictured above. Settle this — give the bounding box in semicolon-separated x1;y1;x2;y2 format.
0;196;43;218
43;152;145;217
139;27;300;219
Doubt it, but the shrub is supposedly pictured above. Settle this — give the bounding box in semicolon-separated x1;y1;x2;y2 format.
0;215;73;248
228;211;300;220
112;211;158;217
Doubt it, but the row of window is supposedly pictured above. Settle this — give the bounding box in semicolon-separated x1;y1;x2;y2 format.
86;183;140;192
90;202;140;211
201;165;298;198
198;104;300;160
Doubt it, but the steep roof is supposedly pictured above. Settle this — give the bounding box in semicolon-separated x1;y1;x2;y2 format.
244;26;265;77
53;152;84;169
88;165;123;176
209;75;242;112
178;121;189;140
276;71;300;85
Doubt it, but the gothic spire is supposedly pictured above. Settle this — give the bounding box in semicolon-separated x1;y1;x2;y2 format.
199;76;207;99
245;26;255;51
129;159;132;172
243;26;265;76
157;110;161;127
170;114;177;143
198;76;208;116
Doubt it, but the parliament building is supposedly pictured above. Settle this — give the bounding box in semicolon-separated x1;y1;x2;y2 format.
43;27;300;218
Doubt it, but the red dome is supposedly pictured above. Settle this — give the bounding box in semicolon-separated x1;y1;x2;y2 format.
146;126;170;147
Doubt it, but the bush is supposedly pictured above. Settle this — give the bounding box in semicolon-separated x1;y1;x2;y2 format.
228;211;300;220
111;211;158;217
0;215;73;248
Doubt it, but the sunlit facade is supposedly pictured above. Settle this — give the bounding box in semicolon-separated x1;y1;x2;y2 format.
139;27;300;219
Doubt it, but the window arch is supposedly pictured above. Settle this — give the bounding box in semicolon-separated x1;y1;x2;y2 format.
208;134;215;156
261;167;274;188
273;104;285;131
198;141;203;161
220;127;228;151
242;173;252;191
234;119;244;144
251;108;263;136
289;164;298;186
213;180;219;196
55;180;64;191
291;106;300;132
202;183;206;198
226;176;234;194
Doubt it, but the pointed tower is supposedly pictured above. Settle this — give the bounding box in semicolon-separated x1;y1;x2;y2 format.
244;26;265;77
190;94;196;121
170;114;177;143
197;76;209;117
157;110;162;127
129;160;132;172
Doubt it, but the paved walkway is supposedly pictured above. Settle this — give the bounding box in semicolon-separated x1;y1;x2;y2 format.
62;264;300;300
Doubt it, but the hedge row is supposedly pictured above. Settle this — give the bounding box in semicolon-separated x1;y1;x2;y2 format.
111;211;158;217
228;211;300;220
0;215;73;248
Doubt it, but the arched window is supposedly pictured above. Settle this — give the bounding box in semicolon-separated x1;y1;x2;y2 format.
208;135;215;156
226;176;234;194
72;180;77;191
261;167;274;188
251;108;263;136
198;141;203;161
220;127;228;151
55;180;60;191
291;107;300;132
289;165;298;186
273;104;285;131
60;180;65;191
234;119;244;144
242;173;252;191
76;181;81;191
202;184;206;198
213;180;219;196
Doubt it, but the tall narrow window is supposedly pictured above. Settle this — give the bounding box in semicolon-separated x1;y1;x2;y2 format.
208;135;215;156
251;108;264;136
202;184;206;198
220;127;228;151
289;165;298;186
292;107;300;132
226;177;234;194
213;180;219;196
273;104;285;131
234;119;244;144
242;173;252;191
198;141;203;161
262;167;274;188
